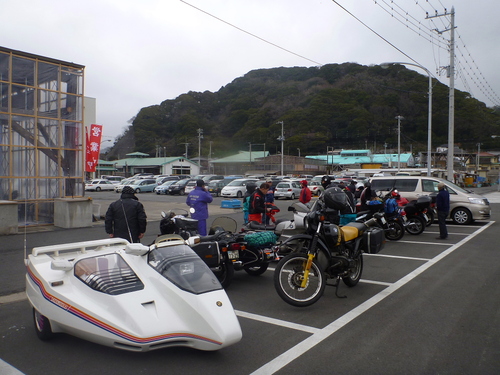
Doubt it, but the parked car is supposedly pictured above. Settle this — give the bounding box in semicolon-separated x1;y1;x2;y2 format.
308;181;324;196
127;178;157;193
206;179;228;197
154;180;177;195
85;179;116;192
156;176;180;185
220;178;259;198
114;178;137;193
101;176;125;184
274;181;302;200
168;178;193;195
184;179;197;195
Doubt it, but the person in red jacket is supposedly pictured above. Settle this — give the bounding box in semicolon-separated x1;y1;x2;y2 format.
248;183;271;223
299;180;312;206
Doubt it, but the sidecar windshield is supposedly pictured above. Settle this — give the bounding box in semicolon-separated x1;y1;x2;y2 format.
148;243;221;294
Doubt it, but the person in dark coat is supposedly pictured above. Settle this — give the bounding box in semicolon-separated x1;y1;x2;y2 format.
105;186;147;243
435;182;450;239
248;182;270;223
242;183;257;224
186;179;213;236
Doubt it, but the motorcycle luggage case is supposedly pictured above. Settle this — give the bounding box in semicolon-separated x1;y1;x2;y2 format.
191;241;221;268
175;217;199;231
363;227;385;254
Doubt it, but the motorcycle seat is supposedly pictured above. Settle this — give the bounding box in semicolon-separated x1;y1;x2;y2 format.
247;221;276;230
340;222;368;242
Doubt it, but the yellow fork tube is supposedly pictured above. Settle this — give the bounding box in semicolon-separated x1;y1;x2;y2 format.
300;253;315;289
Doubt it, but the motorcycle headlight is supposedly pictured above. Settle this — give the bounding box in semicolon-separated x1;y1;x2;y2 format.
468;197;485;205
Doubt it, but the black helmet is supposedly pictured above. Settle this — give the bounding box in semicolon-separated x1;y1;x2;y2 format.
322;187;347;210
321;175;332;189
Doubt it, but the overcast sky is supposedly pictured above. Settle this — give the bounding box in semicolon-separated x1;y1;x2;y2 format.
2;0;499;141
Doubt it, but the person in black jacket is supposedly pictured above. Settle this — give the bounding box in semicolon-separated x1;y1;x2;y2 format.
105;186;147;243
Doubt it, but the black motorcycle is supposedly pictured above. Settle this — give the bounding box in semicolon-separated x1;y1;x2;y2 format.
355;203;405;241
274;188;385;307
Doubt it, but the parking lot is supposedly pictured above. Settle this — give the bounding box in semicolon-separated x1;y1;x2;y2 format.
1;190;499;374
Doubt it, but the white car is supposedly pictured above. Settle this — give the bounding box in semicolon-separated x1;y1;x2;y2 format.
220;179;259;198
184;179;197;195
274;181;302;200
26;237;242;352
85;179;116;192
114;178;137;193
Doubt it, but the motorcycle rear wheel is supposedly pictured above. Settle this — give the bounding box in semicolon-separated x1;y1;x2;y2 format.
405;216;426;235
342;255;363;287
425;210;435;227
385;220;404;241
212;258;234;288
274;253;325;307
244;263;269;276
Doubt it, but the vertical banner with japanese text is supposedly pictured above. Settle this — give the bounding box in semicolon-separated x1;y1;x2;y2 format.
85;124;103;172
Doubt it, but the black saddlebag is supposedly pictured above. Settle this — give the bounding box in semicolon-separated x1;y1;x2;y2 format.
191;241;221;268
363;227;385;254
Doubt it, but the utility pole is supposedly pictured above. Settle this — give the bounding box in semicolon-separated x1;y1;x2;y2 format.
428;7;455;182
276;121;285;176
197;128;203;167
396;115;404;172
181;143;189;160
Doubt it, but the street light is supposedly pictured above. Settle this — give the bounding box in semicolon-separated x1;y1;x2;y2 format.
381;62;433;176
276;121;285;176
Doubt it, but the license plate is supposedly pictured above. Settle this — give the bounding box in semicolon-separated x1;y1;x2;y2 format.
380;217;386;224
227;250;239;260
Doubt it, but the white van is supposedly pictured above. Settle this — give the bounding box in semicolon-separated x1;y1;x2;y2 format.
370;176;490;225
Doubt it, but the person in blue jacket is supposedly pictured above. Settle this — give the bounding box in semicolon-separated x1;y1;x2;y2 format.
186;179;213;236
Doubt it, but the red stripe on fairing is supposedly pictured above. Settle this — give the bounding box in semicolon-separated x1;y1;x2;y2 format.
26;266;222;345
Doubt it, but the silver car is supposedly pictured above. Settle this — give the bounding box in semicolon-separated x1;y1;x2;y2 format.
274;181;302;200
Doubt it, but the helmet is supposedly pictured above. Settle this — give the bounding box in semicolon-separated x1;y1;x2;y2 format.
322;187;347;210
391;190;399;197
301;180;308;186
321;175;332;189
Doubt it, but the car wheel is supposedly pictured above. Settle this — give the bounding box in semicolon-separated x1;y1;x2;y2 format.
180;189;185;195
237;191;242;198
135;188;141;193
33;308;53;341
290;193;295;200
95;187;101;192
451;207;473;225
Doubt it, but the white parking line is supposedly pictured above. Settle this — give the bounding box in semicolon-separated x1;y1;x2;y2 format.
251;221;495;375
360;279;392;286
365;253;431;261
235;310;320;334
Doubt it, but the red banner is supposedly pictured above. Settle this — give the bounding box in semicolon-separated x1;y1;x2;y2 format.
85;124;103;172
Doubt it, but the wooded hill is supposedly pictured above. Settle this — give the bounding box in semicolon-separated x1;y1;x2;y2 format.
110;63;500;160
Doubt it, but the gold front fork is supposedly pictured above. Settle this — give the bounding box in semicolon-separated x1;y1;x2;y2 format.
300;253;315;289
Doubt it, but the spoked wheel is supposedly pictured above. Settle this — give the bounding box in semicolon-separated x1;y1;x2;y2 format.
212;258;234;288
244;263;269;276
385;220;405;241
405;216;426;235
274;253;326;307
33;308;53;341
342;255;363;287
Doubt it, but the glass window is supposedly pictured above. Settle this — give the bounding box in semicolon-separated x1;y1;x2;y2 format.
11;85;35;115
75;253;144;295
61;93;82;120
37;118;60;148
0;52;9;82
12;56;35;86
38;89;59;118
38;148;61;177
12;147;36;176
394;179;418;192
11;116;35;147
0;82;8;112
370;179;395;192
61;67;83;95
422;179;438;193
38;178;60;199
38;62;59;90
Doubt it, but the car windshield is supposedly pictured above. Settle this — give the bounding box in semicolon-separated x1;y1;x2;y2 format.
227;180;246;186
148;243;221;294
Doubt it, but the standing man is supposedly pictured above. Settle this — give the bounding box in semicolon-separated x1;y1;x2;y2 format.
186;179;213;236
436;182;450;239
299;180;312;206
105;186;147;243
248;182;270;224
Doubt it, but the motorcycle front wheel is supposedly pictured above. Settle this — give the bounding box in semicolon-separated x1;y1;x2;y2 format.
244;263;269;276
405;216;426;235
385;220;405;241
274;253;326;307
